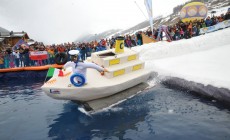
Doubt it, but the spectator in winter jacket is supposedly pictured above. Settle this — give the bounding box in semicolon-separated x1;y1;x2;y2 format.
187;22;193;36
131;34;137;46
218;14;225;22
192;26;197;37
170;30;175;40
211;17;218;26
0;54;4;69
174;29;180;40
205;16;212;27
201;19;206;28
100;39;106;47
125;35;132;48
179;28;184;39
110;37;115;48
80;43;87;61
180;22;187;32
13;50;20;67
225;11;230;20
136;31;143;45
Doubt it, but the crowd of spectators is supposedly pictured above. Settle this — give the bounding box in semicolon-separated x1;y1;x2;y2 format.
144;10;230;41
0;10;230;69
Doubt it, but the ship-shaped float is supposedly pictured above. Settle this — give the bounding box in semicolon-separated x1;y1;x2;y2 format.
41;37;151;111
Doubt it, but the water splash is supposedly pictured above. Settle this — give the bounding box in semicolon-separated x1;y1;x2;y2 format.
78;107;92;117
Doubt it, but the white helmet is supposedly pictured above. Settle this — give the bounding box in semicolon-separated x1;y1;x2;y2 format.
69;50;80;56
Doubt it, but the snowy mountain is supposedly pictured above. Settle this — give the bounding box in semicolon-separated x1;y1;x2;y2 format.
0;27;10;36
119;0;230;35
75;29;121;42
75;0;230;42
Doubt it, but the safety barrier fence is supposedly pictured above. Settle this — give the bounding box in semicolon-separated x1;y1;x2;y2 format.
200;19;230;34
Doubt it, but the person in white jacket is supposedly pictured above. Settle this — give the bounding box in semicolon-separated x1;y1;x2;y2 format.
63;50;108;83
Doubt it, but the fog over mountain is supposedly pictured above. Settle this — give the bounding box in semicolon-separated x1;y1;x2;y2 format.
76;0;230;42
1;0;229;44
0;0;192;44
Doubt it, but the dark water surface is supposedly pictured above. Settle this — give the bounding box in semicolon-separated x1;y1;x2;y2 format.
0;79;230;140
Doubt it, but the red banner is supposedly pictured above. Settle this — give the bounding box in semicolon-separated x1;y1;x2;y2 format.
30;51;48;60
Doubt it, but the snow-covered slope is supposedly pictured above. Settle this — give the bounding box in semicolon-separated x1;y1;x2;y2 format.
131;27;230;102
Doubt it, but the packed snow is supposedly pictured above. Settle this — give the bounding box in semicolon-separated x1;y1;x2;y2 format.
132;27;230;90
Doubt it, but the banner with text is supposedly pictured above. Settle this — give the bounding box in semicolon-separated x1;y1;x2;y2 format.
200;20;230;34
30;51;48;60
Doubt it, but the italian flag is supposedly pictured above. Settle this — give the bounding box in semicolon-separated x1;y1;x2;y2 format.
47;67;59;77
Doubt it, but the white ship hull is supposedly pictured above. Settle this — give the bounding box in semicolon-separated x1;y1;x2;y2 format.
41;68;150;102
42;48;151;102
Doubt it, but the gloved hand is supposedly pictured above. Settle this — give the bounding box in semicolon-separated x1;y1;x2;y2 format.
100;68;109;76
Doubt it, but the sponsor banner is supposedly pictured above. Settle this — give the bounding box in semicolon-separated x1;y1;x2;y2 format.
200;20;230;34
222;20;230;28
30;51;48;60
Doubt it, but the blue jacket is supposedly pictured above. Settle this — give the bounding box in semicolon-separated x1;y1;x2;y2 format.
205;19;212;27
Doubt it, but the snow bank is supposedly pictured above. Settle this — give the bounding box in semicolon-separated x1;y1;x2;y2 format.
132;27;230;102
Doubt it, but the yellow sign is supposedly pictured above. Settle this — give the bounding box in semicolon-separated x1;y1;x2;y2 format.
128;55;137;61
133;64;142;71
109;59;120;66
113;69;125;77
115;37;124;53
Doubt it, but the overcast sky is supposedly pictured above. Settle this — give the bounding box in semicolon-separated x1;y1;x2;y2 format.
0;0;189;44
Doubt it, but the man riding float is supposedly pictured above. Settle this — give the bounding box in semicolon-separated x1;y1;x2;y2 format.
63;50;108;84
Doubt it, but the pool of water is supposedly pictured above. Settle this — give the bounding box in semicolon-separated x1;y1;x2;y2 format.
0;79;230;140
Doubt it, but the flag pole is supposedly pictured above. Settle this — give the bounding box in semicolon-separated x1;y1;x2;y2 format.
144;0;154;33
43;68;49;84
43;66;52;84
134;1;148;20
